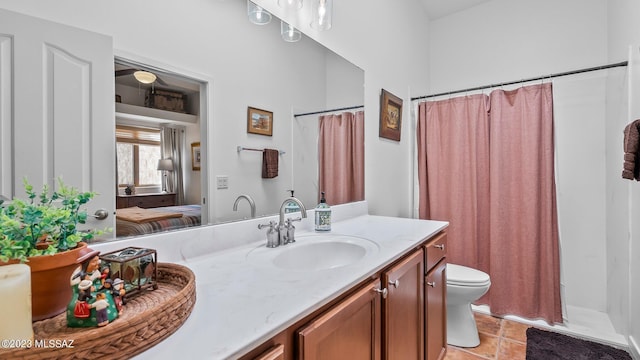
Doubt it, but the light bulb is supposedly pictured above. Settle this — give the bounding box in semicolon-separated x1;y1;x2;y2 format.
311;0;331;30
248;0;272;25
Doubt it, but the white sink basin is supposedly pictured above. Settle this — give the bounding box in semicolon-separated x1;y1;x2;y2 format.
247;233;379;271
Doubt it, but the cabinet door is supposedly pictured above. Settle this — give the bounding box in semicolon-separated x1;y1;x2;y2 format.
425;260;447;360
298;279;381;360
0;9;114;232
383;249;424;360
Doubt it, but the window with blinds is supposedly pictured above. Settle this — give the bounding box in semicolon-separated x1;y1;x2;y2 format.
116;126;162;187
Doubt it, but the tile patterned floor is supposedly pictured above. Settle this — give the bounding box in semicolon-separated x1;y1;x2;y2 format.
444;313;529;360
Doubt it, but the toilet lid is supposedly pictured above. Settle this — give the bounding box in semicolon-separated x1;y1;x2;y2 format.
447;263;491;286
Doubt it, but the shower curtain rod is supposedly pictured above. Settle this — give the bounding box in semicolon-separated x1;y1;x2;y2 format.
411;61;628;101
294;104;364;118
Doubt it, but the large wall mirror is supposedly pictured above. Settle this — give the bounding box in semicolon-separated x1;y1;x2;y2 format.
111;0;364;240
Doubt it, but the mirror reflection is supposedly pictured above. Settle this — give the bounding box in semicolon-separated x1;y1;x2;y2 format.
111;0;364;239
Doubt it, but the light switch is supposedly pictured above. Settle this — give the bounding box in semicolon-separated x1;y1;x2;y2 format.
216;175;229;189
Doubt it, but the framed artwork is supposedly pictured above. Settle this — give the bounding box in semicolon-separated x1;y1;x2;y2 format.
247;106;273;136
379;89;403;141
191;142;201;171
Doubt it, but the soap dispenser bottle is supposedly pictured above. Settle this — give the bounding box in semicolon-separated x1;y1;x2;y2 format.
285;190;300;213
315;192;331;232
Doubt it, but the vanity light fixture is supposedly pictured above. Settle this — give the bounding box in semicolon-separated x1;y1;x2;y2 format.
247;0;272;25
310;0;332;30
133;70;157;84
281;21;301;42
278;0;303;9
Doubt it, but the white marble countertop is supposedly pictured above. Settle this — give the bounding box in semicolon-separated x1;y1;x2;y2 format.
90;202;448;359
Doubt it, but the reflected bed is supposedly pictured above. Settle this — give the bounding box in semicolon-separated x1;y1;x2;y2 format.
115;204;201;237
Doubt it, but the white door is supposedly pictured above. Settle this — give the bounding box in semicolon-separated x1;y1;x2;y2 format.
0;9;115;233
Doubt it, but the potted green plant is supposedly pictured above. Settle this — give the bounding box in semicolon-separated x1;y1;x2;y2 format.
0;178;108;321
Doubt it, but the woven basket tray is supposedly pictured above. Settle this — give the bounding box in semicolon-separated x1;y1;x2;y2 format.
0;262;196;360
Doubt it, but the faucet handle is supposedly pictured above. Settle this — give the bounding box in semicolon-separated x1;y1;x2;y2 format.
258;220;277;230
286;217;302;225
258;221;279;248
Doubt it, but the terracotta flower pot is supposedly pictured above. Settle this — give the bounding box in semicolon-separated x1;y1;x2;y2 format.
0;242;92;321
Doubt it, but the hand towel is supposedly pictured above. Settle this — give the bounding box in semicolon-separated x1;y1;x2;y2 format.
622;119;640;181
262;149;279;178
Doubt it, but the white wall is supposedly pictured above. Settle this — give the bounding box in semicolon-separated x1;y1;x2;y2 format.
608;1;640;356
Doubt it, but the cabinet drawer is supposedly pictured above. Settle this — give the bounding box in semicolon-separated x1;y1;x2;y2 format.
132;194;175;208
254;344;284;360
117;193;176;209
424;231;447;272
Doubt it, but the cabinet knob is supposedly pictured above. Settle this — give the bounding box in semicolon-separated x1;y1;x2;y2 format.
427;282;436;288
435;244;445;250
373;287;388;299
389;280;400;288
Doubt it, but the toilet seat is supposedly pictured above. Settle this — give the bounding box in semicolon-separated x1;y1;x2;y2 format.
447;263;490;287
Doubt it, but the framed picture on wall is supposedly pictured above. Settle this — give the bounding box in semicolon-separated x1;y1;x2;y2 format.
247;106;273;136
379;89;403;141
191;142;201;171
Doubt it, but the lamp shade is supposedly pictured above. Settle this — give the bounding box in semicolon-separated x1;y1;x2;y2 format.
133;70;157;84
281;21;301;42
310;0;332;30
157;158;174;171
248;0;272;25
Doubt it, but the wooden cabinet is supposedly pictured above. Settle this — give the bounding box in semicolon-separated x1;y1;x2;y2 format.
243;230;448;360
424;232;448;360
116;193;176;209
298;280;381;360
382;249;424;360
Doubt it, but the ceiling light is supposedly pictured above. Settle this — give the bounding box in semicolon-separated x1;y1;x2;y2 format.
248;0;272;25
281;21;301;42
310;0;332;30
133;70;157;84
278;0;303;9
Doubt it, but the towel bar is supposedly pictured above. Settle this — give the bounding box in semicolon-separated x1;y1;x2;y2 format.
237;146;285;155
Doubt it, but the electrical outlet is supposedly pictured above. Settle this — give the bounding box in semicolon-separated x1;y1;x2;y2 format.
216;175;229;190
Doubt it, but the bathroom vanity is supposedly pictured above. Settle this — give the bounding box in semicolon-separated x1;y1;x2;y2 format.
88;201;448;359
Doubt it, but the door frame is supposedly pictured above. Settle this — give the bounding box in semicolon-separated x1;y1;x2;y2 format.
114;50;212;225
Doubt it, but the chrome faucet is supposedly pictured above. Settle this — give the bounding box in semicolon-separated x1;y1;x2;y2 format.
258;196;307;248
233;194;256;219
278;197;307;246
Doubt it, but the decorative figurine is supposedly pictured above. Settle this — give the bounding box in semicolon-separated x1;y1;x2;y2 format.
100;267;110;286
67;250;120;328
91;293;110;327
73;280;93;319
112;278;126;315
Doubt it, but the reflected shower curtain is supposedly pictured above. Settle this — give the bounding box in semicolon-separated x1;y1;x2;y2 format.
318;111;365;205
418;83;562;324
160;126;185;205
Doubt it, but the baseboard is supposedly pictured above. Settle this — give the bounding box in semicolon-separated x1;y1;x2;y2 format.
630;335;640;360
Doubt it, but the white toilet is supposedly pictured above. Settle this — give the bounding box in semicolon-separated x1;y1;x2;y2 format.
446;263;491;348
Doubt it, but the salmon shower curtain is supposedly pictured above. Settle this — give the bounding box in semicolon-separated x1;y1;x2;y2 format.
418;83;562;324
318;111;365;205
